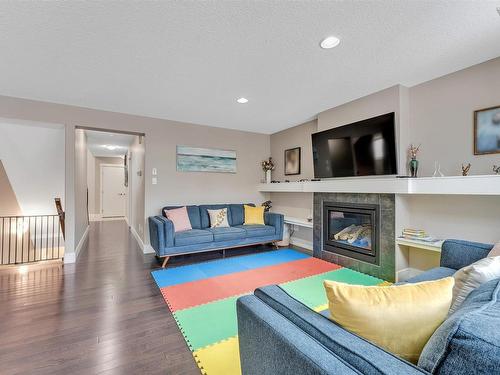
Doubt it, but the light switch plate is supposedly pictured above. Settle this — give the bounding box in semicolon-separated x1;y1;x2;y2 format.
152;177;157;185
152;168;157;176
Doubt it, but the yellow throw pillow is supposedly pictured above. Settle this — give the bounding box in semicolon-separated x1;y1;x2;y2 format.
323;277;454;364
243;205;265;225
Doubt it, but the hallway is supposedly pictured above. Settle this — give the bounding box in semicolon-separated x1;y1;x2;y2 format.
0;220;199;374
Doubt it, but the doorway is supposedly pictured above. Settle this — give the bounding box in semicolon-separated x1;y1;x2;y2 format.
101;164;127;218
77;128;146;246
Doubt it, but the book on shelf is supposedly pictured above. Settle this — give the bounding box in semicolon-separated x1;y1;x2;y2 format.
402;228;426;236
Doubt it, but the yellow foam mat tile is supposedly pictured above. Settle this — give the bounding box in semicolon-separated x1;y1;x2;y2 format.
313;303;328;312
194;336;241;375
378;281;393;286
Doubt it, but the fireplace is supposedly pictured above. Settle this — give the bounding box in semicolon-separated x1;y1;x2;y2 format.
323;201;380;265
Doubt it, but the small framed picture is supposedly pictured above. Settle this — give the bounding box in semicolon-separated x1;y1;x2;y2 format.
474;105;500;155
284;147;301;175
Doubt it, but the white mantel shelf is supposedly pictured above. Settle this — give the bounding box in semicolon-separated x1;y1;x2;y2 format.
258;175;500;196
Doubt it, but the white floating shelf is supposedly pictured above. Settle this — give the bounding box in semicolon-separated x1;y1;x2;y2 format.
284;216;313;229
396;237;444;253
258;175;500;196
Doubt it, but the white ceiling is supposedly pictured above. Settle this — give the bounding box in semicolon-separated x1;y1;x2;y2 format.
1;2;500;134
85;130;134;158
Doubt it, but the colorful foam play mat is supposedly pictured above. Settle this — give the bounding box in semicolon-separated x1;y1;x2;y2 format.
151;249;386;374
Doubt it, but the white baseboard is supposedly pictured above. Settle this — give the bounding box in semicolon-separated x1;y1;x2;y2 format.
64;225;89;264
130;225;154;254
396;267;423;282
89;214;102;221
143;244;155;254
130;225;144;250
289;237;313;252
90;214;126;222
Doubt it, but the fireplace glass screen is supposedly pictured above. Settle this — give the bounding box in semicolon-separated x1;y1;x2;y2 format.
323;202;379;265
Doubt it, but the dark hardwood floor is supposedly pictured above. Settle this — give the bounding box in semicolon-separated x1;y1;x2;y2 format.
0;220;278;374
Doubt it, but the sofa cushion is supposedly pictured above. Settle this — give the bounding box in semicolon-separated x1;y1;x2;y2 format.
405;267;455;283
207;227;246;242
236;224;275;237
418;278;500;374
199;205;232;228
229;203;254;226
174;229;213;247
163;205;201;229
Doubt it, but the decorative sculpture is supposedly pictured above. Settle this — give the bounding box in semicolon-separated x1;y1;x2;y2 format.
261;200;272;212
462;163;471;176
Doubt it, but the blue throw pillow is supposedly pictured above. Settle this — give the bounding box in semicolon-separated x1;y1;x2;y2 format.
418;278;500;374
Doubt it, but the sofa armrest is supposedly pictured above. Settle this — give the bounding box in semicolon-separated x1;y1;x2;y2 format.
237;295;360;375
148;216;174;256
440;239;493;270
265;212;284;239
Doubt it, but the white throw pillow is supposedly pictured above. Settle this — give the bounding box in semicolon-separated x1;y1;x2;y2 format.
207;208;230;228
449;256;500;314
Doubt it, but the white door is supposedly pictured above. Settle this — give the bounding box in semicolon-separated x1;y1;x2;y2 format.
101;165;126;217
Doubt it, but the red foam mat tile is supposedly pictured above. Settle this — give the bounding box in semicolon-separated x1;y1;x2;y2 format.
161;257;341;311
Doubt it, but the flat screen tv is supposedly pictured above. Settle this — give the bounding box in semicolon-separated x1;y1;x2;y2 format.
312;112;397;178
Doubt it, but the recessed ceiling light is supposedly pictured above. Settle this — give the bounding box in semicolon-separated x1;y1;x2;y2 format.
320;36;340;49
103;145;117;150
236;97;249;104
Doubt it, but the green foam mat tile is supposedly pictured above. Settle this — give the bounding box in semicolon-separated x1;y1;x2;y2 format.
280;268;383;309
174;295;242;351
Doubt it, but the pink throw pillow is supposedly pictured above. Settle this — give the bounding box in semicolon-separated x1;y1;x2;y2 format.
488;241;500;257
164;206;192;232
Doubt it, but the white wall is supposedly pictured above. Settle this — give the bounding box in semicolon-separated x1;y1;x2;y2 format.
86;150;95;215
0;120;65;216
74;129;88;253
0;95;270;257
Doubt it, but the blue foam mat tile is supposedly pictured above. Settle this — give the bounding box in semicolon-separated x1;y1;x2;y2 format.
151;249;309;288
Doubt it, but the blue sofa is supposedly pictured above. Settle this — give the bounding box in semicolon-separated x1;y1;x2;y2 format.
148;204;284;267
237;240;500;374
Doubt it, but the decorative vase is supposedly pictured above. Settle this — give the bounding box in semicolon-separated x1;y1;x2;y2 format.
266;170;272;184
433;161;444;177
409;158;419;178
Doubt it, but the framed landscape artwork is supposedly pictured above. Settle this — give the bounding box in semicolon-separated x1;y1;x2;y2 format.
284;147;301;175
176;146;237;173
474;105;500;155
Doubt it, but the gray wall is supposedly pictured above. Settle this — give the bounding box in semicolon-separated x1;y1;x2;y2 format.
129;136;145;240
0;95;269;255
410;57;500;176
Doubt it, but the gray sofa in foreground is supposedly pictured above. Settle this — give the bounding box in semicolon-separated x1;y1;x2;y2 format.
237;240;500;374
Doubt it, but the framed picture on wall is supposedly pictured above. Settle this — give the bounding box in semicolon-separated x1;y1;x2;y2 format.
284;147;301;175
474;105;500;155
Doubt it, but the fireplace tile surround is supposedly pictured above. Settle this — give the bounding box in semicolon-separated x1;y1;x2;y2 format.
314;192;396;282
